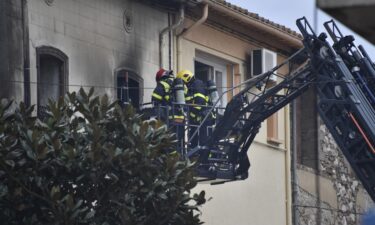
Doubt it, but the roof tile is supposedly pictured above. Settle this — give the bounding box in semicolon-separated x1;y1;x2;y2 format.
211;0;302;39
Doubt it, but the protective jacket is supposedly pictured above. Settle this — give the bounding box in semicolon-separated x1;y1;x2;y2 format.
152;76;174;106
152;76;185;122
186;78;209;123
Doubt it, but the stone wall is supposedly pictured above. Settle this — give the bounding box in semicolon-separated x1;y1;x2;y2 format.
296;188;336;225
296;123;374;225
320;124;361;225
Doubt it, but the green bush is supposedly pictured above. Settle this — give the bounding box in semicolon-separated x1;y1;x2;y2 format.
0;88;206;225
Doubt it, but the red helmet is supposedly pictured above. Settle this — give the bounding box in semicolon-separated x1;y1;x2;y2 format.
155;69;172;82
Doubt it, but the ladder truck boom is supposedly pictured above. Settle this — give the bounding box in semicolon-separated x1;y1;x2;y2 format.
205;17;375;200
316;19;375;201
149;17;375;200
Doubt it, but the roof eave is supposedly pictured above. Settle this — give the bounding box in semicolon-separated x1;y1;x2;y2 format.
201;0;303;49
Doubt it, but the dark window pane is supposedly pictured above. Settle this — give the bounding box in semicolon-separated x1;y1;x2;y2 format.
37;47;68;119
117;73;129;105
128;78;139;107
39;55;63;106
116;70;141;108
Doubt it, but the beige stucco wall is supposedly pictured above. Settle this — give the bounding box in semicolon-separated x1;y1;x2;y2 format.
196;143;290;225
177;19;257;71
181;20;292;225
178;20;290;148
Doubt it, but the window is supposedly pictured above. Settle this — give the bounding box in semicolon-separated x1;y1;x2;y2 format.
251;48;277;83
251;48;281;145
116;69;143;109
195;61;224;106
195;51;235;109
37;47;68;118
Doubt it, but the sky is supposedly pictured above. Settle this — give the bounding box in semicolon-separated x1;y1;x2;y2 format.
228;0;375;60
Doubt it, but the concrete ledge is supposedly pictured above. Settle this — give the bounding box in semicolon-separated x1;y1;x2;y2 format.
317;0;375;9
297;168;338;209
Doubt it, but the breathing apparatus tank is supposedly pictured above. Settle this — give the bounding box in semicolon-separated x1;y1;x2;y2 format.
207;80;219;107
173;78;185;105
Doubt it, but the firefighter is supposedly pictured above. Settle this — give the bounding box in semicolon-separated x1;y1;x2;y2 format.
152;69;185;153
151;68;174;122
177;70;209;151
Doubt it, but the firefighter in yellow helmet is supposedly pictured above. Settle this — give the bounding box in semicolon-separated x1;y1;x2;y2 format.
177;70;210;151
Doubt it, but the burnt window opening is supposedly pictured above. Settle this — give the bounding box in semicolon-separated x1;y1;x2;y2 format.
37;47;68;119
116;70;143;109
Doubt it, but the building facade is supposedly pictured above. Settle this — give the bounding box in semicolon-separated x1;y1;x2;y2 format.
1;0;373;225
177;2;301;224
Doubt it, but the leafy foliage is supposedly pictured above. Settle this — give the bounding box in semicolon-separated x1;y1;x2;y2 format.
0;88;206;225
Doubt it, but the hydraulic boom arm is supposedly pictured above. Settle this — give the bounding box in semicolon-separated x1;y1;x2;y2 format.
190;18;375;202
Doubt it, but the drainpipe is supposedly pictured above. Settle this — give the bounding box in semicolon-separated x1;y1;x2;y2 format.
168;13;172;70
22;0;30;107
284;105;292;225
159;5;185;69
315;116;322;225
180;3;208;37
291;99;299;225
176;3;208;71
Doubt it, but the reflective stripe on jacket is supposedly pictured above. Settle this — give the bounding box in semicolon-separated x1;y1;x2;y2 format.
152;77;174;106
186;79;208;123
152;77;185;122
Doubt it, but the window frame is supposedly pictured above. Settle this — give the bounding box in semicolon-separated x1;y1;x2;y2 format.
251;48;282;145
251;48;277;82
195;53;231;107
115;68;143;108
36;46;69;116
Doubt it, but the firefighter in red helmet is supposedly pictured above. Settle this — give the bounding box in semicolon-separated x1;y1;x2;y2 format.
152;69;186;153
151;69;175;121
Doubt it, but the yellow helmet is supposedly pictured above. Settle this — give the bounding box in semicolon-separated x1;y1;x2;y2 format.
177;70;194;84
